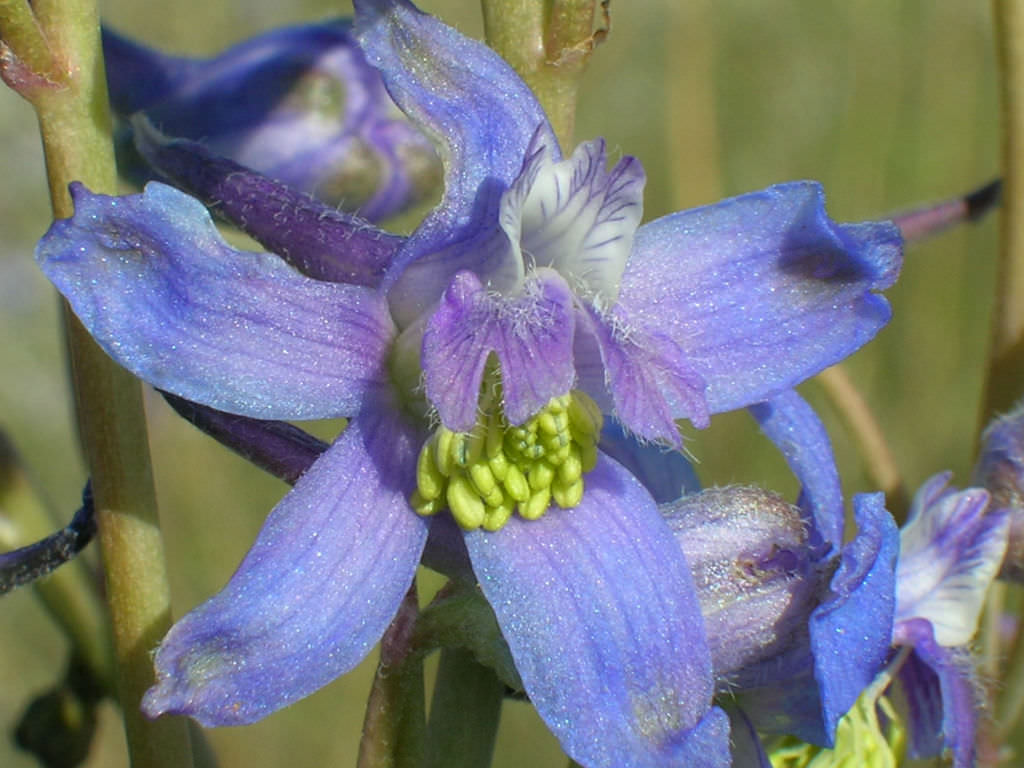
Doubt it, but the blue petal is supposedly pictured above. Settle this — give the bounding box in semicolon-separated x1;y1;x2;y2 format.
621;182;902;415
810;492;898;744
353;0;559;316
598;421;701;503
421;269;575;429
141;406;428;725
102;26;201;113
894;619;977;768
749;390;844;549
465;455;730;767
37;182;395;420
896;474;1008;645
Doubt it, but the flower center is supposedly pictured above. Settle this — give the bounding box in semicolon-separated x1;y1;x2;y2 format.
411;388;603;531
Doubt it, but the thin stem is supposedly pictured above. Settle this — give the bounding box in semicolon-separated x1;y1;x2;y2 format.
481;0;602;148
5;0;195;765
983;1;1024;424
816;365;908;518
357;582;425;768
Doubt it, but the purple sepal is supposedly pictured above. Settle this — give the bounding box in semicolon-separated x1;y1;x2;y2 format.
464;455;728;767
160;392;327;486
142;405;428;725
598;421;700;503
749;390;844;549
353;0;559;297
422;269;575;430
102;27;200;113
809;492;898;745
621;182;902;416
37;182;395;421
894;619;977;768
133;119;401;287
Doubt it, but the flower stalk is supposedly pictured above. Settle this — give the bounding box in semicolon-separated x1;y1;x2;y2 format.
0;1;194;766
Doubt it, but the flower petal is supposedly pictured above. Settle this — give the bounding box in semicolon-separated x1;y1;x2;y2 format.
37;182;395;420
598;421;700;503
132;118;402;287
465;455;730;767
577;304;708;444
896;474;1008;646
422;269;575;429
621;181;902;414
503;138;644;305
894;618;978;768
749;390;844;549
102;26;200;113
810;492;898;744
142;406;428;725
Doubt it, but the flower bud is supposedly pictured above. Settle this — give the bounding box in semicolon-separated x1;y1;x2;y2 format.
660;486;824;683
103;21;441;221
974;402;1024;580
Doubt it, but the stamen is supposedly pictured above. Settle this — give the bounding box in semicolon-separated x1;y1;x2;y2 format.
413;389;602;531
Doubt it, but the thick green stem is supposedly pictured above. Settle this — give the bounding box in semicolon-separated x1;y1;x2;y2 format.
481;0;602;148
984;1;1024;424
2;1;195;766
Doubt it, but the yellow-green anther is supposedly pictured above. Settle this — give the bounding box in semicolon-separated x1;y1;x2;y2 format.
416;443;446;500
521;487;552;520
411;388;603;530
528;461;556;491
553;479;583;508
503;464;531;502
448;475;486;530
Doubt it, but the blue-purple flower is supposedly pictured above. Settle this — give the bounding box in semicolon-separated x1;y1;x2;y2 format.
35;0;903;764
103;20;440;220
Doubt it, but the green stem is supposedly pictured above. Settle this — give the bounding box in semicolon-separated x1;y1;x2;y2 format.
357;583;425;768
481;0;602;148
423;648;504;768
983;0;1024;424
2;2;195;766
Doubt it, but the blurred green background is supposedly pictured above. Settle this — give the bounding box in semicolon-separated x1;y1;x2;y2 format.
0;1;998;766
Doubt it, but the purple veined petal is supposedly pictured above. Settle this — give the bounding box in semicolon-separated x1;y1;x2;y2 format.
577;303;708;445
503;137;645;305
142;405;428;725
810;492;898;745
896;474;1008;646
353;0;560;312
421;269;575;430
748;390;844;549
465;455;730;767
598;421;701;503
893;618;977;768
621;181;902;415
37;182;395;420
133;118;402;287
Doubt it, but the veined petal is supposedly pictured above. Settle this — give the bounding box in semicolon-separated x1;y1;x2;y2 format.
621;182;902;414
465;456;730;767
749;390;844;549
503;138;644;305
810;493;898;745
894;619;977;768
37;182;395;420
577;304;708;445
896;474;1008;646
598;421;700;503
422;269;575;430
354;0;559;320
142;406;428;725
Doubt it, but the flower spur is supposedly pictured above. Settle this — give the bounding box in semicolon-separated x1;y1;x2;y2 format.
35;0;902;764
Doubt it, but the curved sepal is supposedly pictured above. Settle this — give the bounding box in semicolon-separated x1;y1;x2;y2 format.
142;406;428;725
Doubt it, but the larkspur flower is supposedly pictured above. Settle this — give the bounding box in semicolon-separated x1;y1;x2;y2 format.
103;19;440;220
34;0;903;764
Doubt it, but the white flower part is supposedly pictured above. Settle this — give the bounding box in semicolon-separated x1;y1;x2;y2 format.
895;472;1009;647
499;133;645;305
